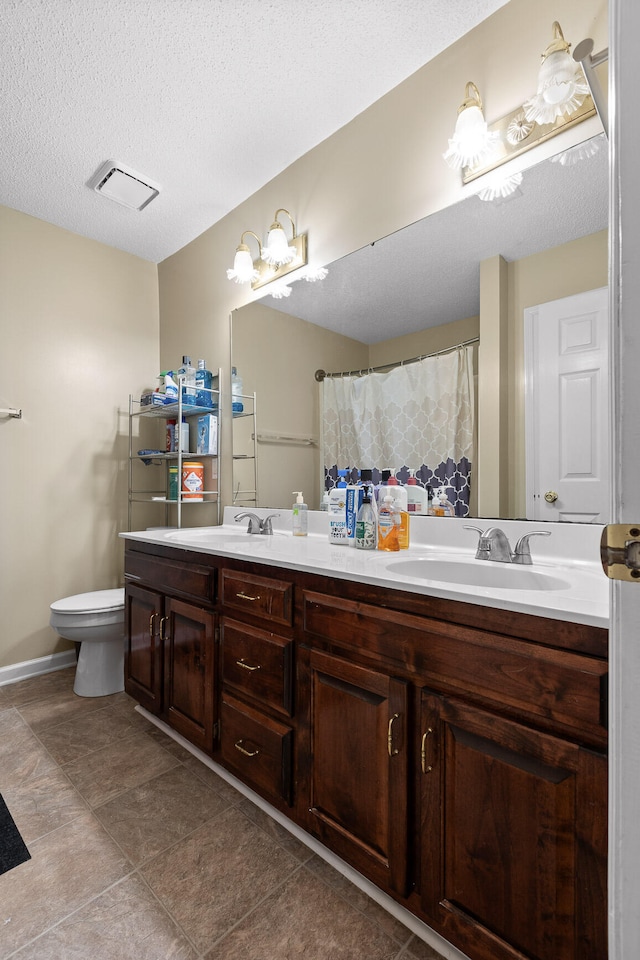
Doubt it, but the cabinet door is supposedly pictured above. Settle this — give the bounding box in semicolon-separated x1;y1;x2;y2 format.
419;690;607;960
164;597;216;752
125;583;163;713
304;647;409;896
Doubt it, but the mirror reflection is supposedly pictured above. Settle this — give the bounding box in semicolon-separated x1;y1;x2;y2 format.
231;136;608;519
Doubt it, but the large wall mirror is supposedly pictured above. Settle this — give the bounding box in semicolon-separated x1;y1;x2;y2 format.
231;134;608;519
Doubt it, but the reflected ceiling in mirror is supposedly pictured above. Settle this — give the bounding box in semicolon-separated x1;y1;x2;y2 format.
262;135;608;344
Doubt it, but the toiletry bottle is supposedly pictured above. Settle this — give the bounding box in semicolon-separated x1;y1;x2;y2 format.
374;469;391;504
433;485;455;516
383;473;410;548
166;419;176;452
292;491;308;536
319;491;330;511
178;356;197;403
377;494;400;552
231;366;244;414
406;470;429;514
355;489;376;549
178;417;190;452
328;471;349;544
346;473;364;546
195;359;213;409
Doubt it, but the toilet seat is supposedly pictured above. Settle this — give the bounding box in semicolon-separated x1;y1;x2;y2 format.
50;588;124;615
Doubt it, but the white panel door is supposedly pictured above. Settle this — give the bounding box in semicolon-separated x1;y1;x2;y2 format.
525;287;609;521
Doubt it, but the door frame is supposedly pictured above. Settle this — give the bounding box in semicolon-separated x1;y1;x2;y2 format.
609;0;640;955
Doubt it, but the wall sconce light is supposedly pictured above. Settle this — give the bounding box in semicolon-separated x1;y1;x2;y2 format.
523;22;589;125
443;82;500;171
226;230;262;284
227;208;309;291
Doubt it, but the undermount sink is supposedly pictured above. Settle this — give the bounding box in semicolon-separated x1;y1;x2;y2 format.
164;527;278;544
385;557;571;591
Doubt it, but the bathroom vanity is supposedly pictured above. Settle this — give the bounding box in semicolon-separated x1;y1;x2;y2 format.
122;513;608;960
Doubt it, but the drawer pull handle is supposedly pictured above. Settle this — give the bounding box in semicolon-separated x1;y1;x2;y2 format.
149;613;156;638
159;616;169;641
234;739;260;758
236;659;261;672
236;591;261;602
421;728;434;773
387;713;400;757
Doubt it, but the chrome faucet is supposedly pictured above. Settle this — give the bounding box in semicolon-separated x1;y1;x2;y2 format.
234;512;280;535
464;525;551;563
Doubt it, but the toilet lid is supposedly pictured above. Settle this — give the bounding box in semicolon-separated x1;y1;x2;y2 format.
50;588;125;614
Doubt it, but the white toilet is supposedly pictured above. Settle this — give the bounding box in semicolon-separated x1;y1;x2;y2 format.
49;588;125;697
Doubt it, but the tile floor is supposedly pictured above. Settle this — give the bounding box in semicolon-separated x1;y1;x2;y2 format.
0;667;447;960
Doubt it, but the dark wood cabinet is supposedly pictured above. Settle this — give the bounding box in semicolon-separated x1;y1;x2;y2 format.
301;646;410;896
125;582;163;713
419;690;607;960
163;597;216;751
124;541;608;960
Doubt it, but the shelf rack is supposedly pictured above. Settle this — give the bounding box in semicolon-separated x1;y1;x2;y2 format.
128;370;222;530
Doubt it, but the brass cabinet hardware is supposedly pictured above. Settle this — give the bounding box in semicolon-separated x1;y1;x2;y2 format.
148;612;157;638
236;658;261;672
236;591;261;602
159;616;169;641
601;524;640;580
234;739;260;758
387;713;400;756
421;728;434;773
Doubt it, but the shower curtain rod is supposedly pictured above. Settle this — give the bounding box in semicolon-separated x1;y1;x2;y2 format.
314;336;479;382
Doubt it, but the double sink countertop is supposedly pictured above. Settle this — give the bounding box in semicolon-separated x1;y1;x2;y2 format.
121;508;609;629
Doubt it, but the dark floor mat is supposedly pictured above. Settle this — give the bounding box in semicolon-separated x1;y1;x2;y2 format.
0;793;31;876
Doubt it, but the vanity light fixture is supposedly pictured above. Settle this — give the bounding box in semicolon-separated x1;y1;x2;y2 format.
227;207;309;291
443;82;500;171
523;22;589;125
226;230;262;284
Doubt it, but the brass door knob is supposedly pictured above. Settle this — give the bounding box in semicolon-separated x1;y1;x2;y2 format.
544;490;558;503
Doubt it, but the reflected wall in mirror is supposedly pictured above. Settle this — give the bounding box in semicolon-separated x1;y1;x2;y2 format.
232;137;608;518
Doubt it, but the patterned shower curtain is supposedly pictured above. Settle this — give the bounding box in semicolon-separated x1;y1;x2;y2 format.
322;344;475;516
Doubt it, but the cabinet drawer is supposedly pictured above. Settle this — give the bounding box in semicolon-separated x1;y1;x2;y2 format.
222;619;293;716
126;550;216;606
220;693;293;805
221;569;293;627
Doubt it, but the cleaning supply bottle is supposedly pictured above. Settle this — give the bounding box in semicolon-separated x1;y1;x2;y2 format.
292;491;308;536
355;488;376;550
162;371;179;403
231;366;244;414
178;356;196;404
195;359;213;408
377;494;400;552
406;470;429;514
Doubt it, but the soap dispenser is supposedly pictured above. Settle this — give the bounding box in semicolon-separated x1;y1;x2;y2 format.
292;491;308;536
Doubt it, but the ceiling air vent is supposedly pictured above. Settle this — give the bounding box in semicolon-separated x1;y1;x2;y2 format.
88;160;161;211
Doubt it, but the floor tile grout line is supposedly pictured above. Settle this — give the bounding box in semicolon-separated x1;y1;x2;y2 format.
1;866;140;960
133;866;207;957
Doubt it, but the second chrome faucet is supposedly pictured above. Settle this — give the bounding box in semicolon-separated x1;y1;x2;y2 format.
464;525;550;564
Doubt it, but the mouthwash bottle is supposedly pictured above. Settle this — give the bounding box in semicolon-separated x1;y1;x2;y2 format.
195;359;214;408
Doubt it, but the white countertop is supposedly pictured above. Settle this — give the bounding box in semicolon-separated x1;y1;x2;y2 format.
121;508;610;630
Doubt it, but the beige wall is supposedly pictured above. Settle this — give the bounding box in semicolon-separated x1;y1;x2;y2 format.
0;206;159;669
232;302;368;509
158;0;608;510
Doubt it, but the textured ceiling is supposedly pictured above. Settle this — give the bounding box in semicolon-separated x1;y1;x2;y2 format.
1;0;510;263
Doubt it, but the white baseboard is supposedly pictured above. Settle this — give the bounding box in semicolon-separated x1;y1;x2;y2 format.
0;649;76;687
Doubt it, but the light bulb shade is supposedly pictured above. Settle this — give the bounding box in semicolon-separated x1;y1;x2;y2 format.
270;282;292;299
443;103;500;171
226;244;259;284
523;22;589;124
262;223;297;266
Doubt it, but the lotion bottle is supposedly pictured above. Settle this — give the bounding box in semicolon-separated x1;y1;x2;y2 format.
292;491;308;536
